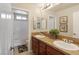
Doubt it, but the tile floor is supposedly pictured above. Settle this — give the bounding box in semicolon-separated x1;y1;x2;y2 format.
14;46;33;55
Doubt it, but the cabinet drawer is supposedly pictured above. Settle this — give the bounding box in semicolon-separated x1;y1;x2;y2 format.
32;38;39;44
39;41;46;48
47;46;65;55
32;38;39;55
32;42;38;49
32;46;38;55
39;46;46;55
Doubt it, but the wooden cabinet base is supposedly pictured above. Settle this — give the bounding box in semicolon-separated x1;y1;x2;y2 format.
47;46;65;55
32;36;65;55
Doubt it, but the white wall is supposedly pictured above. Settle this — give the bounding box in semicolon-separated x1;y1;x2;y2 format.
73;11;79;38
55;5;79;37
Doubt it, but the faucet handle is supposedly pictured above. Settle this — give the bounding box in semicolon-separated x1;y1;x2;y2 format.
63;38;74;43
69;40;74;43
63;39;67;42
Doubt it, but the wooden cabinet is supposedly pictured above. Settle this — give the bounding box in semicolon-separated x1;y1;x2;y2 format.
32;36;65;55
32;37;39;55
47;45;65;55
39;41;46;55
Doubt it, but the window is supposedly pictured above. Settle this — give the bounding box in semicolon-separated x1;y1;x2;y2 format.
1;13;6;19
7;14;11;19
16;15;21;19
14;9;28;21
1;13;11;19
21;17;27;20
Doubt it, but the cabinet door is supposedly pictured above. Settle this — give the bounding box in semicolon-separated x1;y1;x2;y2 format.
32;38;39;55
47;46;65;55
39;41;46;55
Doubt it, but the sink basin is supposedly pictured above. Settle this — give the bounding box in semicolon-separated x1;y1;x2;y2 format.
34;35;45;38
53;40;79;50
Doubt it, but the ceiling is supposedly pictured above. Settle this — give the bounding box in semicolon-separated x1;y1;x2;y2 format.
49;3;79;12
13;3;79;11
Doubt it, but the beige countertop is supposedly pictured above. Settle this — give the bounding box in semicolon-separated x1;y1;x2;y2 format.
33;34;79;55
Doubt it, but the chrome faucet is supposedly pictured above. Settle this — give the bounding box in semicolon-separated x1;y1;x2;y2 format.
63;39;73;43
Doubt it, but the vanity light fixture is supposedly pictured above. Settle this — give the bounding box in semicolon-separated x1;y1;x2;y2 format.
41;4;52;10
41;3;60;10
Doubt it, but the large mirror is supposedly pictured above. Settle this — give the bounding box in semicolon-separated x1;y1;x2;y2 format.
32;16;55;32
33;17;47;31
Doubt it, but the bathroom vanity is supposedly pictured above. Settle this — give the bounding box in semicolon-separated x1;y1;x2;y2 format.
32;33;79;55
32;37;65;55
